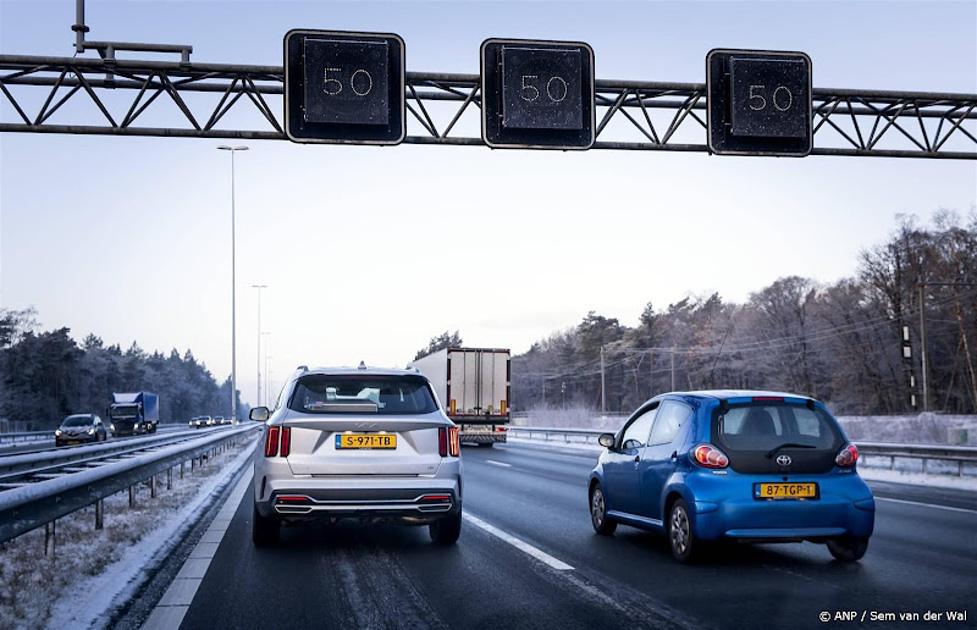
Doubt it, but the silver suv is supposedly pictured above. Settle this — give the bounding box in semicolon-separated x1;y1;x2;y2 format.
250;365;462;546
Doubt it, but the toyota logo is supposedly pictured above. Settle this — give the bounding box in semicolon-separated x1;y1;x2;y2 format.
776;454;792;467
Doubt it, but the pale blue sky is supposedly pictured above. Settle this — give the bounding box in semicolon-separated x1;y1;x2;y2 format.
1;1;975;404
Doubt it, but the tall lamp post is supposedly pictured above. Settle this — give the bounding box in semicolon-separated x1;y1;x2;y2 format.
252;284;268;407
262;333;272;406
218;145;248;420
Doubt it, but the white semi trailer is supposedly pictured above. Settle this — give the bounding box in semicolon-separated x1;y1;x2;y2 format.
410;347;511;447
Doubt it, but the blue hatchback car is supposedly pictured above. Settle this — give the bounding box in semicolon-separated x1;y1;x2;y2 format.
588;391;875;563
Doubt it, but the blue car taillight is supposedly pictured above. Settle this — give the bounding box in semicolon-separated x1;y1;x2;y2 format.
835;443;859;467
692;443;729;469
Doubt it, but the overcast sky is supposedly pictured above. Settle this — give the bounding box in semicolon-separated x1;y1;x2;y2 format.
1;0;975;405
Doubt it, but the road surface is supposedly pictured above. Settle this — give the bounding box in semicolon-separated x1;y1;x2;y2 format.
156;442;976;629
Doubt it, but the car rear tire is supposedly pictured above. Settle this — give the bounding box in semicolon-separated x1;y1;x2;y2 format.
429;511;462;545
252;503;279;546
827;536;869;562
668;498;698;563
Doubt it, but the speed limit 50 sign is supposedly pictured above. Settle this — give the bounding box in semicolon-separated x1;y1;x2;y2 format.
284;29;405;144
706;49;813;156
481;38;596;149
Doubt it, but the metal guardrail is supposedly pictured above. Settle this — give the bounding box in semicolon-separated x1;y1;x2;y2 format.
0;425;220;475
0;423;260;543
506;426;977;476
0;430;52;445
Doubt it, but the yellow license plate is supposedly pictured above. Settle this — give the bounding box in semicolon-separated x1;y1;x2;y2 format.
756;482;817;499
335;433;397;449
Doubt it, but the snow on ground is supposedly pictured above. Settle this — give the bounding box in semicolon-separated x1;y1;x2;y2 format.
0;435;258;630
857;467;977;492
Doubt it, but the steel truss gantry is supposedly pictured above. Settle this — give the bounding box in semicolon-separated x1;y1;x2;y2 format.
0;54;974;159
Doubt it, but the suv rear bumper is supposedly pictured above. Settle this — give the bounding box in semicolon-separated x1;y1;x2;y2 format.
254;472;461;524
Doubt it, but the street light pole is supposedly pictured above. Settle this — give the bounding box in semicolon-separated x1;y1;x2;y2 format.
218;145;248;421
252;284;267;407
262;332;271;406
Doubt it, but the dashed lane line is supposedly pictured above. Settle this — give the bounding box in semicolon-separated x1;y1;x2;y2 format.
462;512;574;571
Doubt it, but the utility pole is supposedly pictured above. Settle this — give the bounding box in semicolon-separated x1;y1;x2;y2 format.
217;145;248;421
670;348;676;391
917;281;977;414
600;346;606;416
918;283;929;412
252;284;267;407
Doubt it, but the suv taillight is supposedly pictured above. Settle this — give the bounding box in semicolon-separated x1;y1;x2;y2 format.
449;427;460;456
692;443;729;469
835;443;859;467
264;426;280;458
280;427;291;458
439;427;460;457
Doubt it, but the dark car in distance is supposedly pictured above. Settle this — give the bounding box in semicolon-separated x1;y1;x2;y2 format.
55;414;108;447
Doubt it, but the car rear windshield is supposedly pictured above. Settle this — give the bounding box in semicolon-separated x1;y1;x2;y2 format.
288;375;438;415
714;402;842;453
62;415;93;427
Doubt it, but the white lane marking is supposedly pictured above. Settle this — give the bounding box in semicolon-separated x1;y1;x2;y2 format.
142;465;253;630
875;496;977;515
463;512;574;571
485;459;512;468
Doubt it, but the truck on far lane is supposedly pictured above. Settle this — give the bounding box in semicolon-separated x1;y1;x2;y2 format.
411;347;511;447
108;391;159;437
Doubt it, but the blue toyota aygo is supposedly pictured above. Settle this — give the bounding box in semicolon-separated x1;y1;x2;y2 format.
588;390;875;563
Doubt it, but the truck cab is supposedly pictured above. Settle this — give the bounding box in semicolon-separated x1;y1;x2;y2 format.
109;391;160;436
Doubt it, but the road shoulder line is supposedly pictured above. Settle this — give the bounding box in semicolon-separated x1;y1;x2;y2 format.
875;495;977;515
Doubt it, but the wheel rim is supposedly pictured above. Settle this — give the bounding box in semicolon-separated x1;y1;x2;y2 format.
670;505;690;554
591;488;605;527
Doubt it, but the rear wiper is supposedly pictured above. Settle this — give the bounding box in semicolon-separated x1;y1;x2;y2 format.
765;443;817;458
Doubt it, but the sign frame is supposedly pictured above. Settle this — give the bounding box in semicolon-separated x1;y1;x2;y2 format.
706;48;813;157
480;37;596;150
283;28;406;145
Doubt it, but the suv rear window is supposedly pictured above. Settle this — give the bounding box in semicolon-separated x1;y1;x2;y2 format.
288;375;438;415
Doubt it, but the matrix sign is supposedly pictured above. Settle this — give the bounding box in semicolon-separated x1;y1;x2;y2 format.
284;29;405;145
706;49;812;156
481;38;595;149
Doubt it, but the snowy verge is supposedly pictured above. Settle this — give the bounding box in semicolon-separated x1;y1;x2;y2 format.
45;436;257;630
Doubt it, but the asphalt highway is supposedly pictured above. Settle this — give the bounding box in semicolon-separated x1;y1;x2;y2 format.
171;442;975;630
